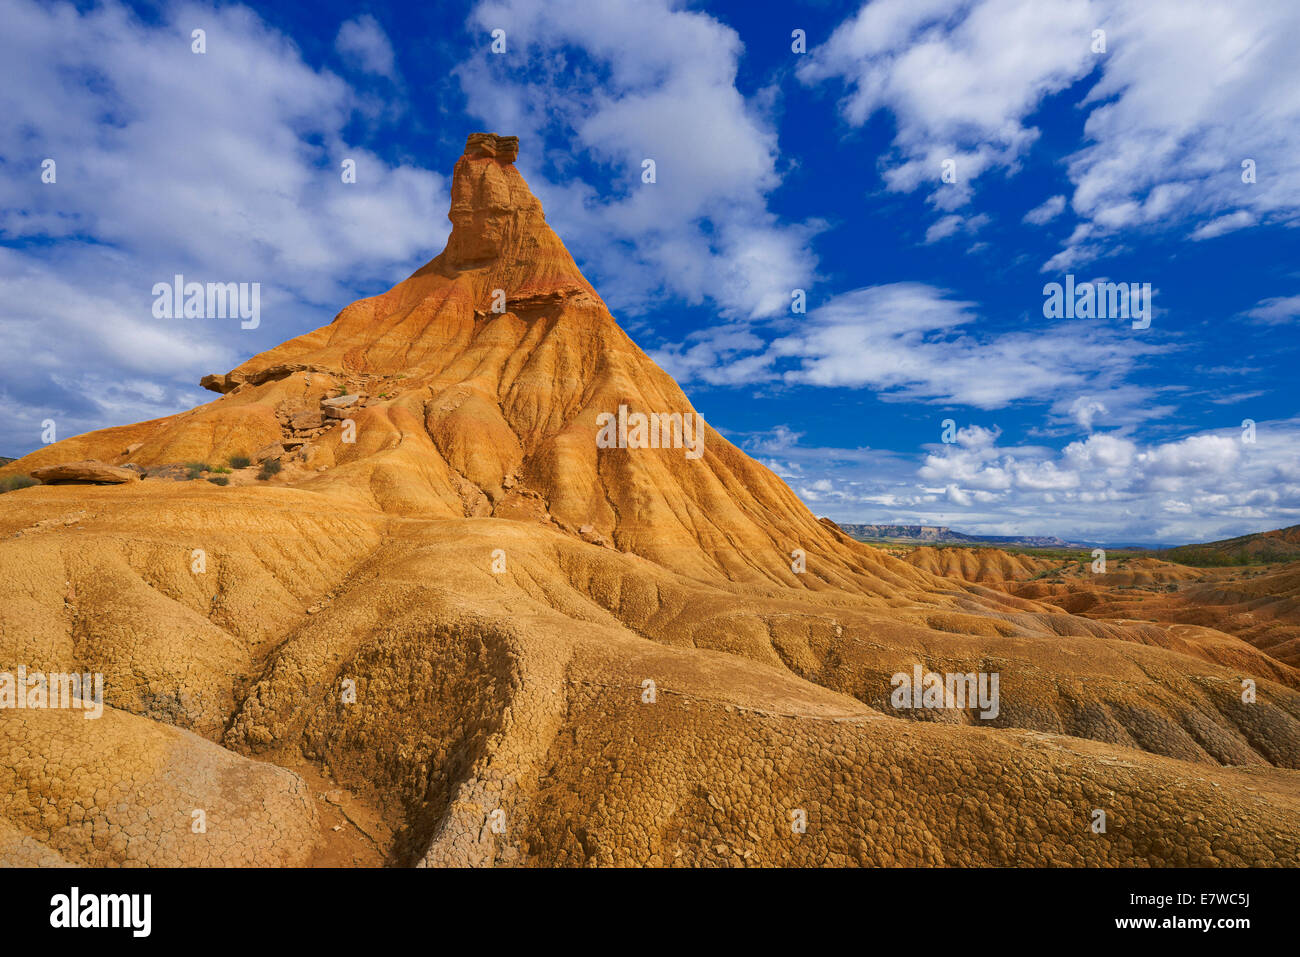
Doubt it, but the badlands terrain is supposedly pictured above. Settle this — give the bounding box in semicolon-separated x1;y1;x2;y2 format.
1;134;1298;867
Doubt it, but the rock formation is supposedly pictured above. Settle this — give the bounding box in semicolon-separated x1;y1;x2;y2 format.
31;460;142;485
1;134;1298;867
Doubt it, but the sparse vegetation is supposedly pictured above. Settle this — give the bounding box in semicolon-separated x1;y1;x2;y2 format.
860;538;1141;564
1153;547;1287;567
257;458;282;481
184;461;210;480
0;475;38;494
211;466;232;474
228;455;251;469
1146;525;1300;567
206;476;229;486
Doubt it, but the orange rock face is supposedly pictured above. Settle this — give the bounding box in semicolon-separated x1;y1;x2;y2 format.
1;134;1298;868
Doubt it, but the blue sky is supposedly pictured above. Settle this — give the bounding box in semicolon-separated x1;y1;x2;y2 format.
2;0;1298;545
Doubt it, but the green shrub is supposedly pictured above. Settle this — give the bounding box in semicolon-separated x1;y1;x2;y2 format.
228;455;251;469
211;466;232;474
256;458;282;481
0;475;38;494
207;476;229;487
184;461;209;480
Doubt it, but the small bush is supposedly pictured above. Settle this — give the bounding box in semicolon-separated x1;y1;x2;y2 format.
184;461;210;480
0;475;38;494
229;455;251;469
207;476;229;487
211;466;232;474
257;458;282;481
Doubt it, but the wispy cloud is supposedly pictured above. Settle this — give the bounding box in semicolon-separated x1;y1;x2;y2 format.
1243;295;1300;325
801;0;1300;269
657;282;1172;416
1024;194;1067;225
335;14;398;80
798;0;1097;214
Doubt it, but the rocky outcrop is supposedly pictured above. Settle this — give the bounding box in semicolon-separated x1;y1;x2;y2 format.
464;132;519;163
291;408;323;431
253;442;286;463
32;460;141;485
199;372;239;394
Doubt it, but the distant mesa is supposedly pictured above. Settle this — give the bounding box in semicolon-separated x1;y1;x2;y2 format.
838;523;1087;550
841;523;953;542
